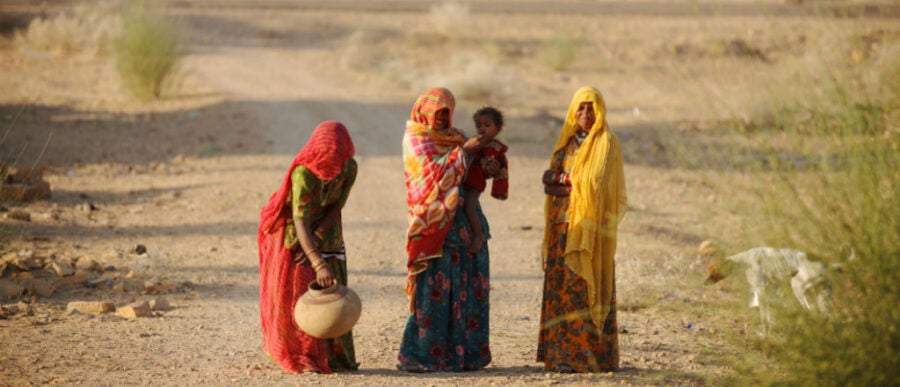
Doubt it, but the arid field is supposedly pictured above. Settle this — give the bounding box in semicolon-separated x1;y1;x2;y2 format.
1;1;897;385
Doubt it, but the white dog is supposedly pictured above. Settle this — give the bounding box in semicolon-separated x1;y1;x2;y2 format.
700;240;837;335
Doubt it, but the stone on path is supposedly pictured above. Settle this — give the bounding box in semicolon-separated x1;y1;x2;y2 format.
67;301;115;315
149;297;172;311
46;260;75;277
0;279;25;299
117;301;152;319
0;167;52;202
75;257;100;272
19;278;55;297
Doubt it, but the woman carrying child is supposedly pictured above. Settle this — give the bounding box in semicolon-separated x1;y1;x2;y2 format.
397;87;493;372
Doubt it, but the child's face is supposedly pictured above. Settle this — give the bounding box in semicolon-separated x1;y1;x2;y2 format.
474;114;501;139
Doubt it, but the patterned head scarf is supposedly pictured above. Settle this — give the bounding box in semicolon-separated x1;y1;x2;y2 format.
410;87;455;129
402;88;468;313
406;87;464;147
544;86;627;327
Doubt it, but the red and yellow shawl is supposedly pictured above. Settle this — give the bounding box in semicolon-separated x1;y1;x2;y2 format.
403;88;467;313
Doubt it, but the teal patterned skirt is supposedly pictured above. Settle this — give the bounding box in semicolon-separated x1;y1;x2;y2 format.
397;190;492;371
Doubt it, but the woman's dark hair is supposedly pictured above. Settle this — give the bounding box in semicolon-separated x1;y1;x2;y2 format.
473;106;504;129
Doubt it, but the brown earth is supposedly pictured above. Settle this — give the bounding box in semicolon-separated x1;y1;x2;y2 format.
0;1;896;385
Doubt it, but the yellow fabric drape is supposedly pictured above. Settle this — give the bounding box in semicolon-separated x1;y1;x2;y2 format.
542;86;627;327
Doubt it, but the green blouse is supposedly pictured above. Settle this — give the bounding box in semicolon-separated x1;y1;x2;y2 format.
282;159;358;252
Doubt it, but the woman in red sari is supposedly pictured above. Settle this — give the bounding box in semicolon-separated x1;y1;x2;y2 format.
257;120;359;374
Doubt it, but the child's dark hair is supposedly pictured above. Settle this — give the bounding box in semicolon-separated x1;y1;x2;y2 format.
473;106;504;129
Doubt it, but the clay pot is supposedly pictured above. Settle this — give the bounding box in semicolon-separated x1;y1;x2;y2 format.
294;282;362;339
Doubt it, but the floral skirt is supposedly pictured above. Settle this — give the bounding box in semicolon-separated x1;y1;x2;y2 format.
397;243;491;372
536;222;618;373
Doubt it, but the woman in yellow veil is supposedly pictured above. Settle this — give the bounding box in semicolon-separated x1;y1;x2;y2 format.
536;86;627;373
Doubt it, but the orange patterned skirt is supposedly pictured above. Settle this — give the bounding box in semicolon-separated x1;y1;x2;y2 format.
536;221;619;373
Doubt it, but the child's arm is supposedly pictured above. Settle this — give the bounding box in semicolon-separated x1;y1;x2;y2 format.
465;188;485;253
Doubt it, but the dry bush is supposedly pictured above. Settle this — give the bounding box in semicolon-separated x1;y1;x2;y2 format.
745;36;898;385
338;29;387;71
654;16;898;383
428;1;472;41
113;3;184;100
537;30;578;71
735;27;898;136
420;52;513;107
13;2;121;57
684;25;899;385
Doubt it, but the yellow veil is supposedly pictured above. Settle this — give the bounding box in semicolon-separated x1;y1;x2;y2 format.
543;86;627;327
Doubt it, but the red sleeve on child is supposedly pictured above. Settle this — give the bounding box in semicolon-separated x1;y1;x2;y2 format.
487;140;509;200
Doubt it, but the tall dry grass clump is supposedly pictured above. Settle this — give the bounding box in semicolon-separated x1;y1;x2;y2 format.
724;29;898;386
14;2;121;57
423;52;513;107
113;3;183;100
429;1;472;41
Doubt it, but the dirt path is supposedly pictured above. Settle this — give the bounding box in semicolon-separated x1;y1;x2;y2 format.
8;0;881;385
171;34;561;385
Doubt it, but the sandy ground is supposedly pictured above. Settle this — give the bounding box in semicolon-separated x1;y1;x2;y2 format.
0;1;896;385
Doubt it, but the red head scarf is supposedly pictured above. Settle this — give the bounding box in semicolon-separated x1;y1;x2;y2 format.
293;120;355;181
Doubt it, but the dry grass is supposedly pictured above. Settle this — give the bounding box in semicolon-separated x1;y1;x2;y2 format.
13;2;121;58
675;20;900;385
420;52;514;108
113;2;184;100
429;1;472;41
337;5;513;107
537;30;578;71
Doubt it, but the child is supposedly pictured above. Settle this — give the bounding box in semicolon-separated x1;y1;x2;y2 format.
463;106;509;254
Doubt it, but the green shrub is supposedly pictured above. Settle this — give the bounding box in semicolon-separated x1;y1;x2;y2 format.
113;3;183;100
727;33;899;386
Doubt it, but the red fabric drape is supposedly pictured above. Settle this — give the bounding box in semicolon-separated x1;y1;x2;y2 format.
258;121;354;374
